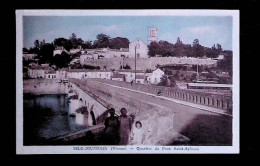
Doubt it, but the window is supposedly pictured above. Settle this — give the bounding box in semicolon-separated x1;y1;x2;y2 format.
48;75;50;78
54;75;56;78
100;74;101;77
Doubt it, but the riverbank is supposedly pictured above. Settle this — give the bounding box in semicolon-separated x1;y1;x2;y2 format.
23;79;68;95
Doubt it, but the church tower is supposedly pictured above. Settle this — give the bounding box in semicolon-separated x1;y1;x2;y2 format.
148;27;158;44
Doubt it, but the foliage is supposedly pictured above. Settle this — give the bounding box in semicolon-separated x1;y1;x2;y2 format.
92;34;111;48
109;37;129;49
148;37;223;58
52;52;71;69
217;53;233;76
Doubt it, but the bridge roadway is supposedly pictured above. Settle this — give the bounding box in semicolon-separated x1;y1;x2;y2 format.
71;79;232;145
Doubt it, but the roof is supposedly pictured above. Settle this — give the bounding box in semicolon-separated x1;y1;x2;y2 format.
136;75;146;79
118;69;144;73
45;70;56;74
187;83;232;88
30;65;52;70
75;106;89;114
67;69;111;73
111;73;125;79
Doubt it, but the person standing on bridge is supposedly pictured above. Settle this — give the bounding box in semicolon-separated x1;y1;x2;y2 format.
119;108;132;145
104;108;120;145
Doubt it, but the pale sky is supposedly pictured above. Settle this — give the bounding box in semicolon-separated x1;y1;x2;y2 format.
23;16;232;50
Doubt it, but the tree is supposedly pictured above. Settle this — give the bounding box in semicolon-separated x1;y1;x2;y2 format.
37;43;55;64
148;41;160;57
92;33;110;48
53;37;72;51
82;40;92;49
192;39;204;57
217;53;233;76
174;37;185;57
52;52;71;69
23;47;29;53
109;37;129;49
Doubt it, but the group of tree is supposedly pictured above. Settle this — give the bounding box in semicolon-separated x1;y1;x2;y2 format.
148;37;223;58
23;33;130;69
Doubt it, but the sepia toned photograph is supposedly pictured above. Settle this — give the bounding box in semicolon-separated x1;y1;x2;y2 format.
16;10;239;154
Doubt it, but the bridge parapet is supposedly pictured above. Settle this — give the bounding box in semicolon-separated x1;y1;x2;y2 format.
88;78;232;113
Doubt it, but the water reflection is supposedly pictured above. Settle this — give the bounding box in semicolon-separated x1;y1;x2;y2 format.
23;94;88;145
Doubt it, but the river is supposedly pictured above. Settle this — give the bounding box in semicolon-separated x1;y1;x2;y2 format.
23;94;88;145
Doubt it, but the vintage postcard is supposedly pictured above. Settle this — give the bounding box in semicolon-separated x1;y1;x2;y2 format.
16;10;239;154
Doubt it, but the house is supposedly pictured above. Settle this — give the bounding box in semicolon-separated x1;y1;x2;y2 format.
53;46;69;56
111;73;125;81
66;69;112;79
56;69;67;79
108;48;130;58
44;70;57;79
23;53;37;60
136;75;146;84
118;69;145;82
27;65;52;78
147;68;165;84
129;39;149;59
69;46;82;54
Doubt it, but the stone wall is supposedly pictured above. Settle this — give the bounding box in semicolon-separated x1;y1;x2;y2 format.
23;79;68;95
81;57;218;70
89;78;233;113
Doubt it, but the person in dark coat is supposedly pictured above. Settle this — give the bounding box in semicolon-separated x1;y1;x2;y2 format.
103;108;120;145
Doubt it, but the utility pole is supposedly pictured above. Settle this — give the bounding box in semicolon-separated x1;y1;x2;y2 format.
135;45;137;83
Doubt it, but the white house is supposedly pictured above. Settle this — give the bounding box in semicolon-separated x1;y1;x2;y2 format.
27;65;52;78
44;70;57;79
56;69;67;79
129;39;149;59
111;73;125;81
66;69;112;79
23;53;37;61
136;75;146;84
108;48;130;58
147;68;165;85
118;70;145;82
53;46;69;56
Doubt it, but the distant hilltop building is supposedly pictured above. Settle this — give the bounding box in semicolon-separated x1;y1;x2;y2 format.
129;39;149;59
148;27;158;44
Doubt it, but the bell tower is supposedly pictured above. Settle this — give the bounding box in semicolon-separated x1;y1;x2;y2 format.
148;27;158;44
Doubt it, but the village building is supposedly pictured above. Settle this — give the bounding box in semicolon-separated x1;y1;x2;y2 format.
148;27;158;44
44;70;57;79
27;65;53;79
23;53;37;61
107;48;129;58
69;46;82;54
111;73;125;81
147;68;165;85
56;69;67;79
136;75;146;84
66;69;112;79
118;69;145;82
53;46;69;56
129;39;149;59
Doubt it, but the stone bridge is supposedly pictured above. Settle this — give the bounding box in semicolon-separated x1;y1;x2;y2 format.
67;78;232;145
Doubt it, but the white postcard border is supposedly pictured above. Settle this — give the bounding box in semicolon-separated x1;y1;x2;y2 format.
16;9;240;154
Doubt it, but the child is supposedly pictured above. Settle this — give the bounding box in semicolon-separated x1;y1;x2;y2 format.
130;121;145;145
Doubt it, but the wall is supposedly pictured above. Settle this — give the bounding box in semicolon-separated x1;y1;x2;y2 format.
89;78;233;112
81;57;218;70
23;79;68;95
